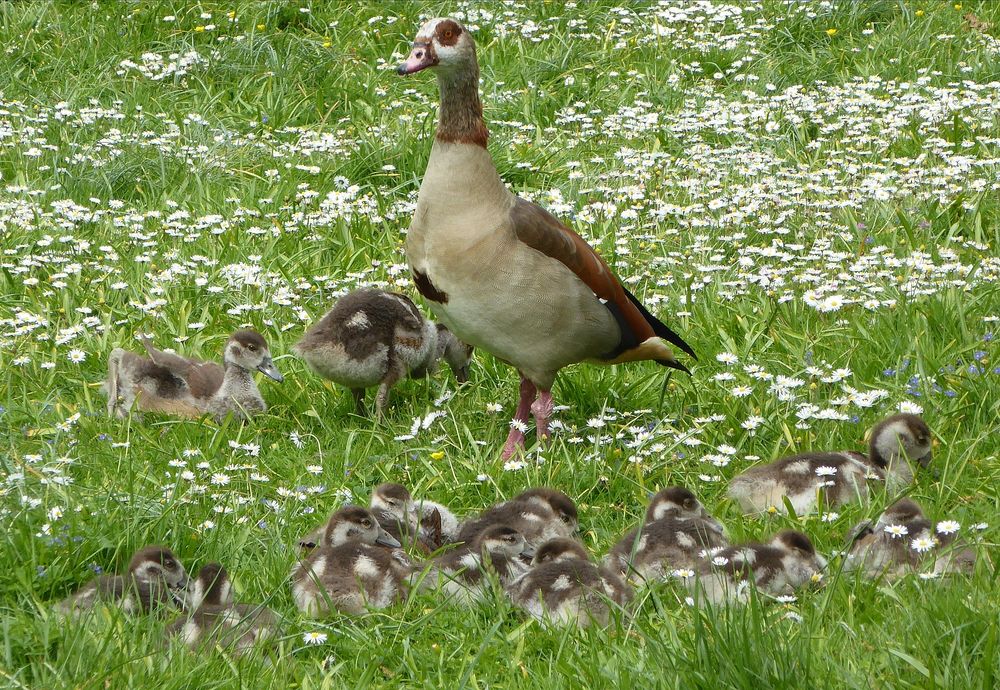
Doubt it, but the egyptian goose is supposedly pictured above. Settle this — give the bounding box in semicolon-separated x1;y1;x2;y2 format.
293;289;473;417
182;561;233;611
844;499;976;579
605;487;728;579
291;506;412;617
368;482;460;551
728;413;932;515
166;563;279;655
298;483;459;553
508;538;633;627
688;530;826;605
57;545;188;616
456;487;578;549
107;330;282;421
396;18;695;458
420;525;533;605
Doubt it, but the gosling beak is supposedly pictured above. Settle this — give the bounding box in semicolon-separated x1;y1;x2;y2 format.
257;357;283;382
521;546;536;560
917;450;932;468
375;528;402;548
173;575;189;590
454;366;469;384
396;41;437;75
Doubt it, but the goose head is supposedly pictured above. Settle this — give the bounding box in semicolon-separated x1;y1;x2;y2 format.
370;483;416;524
770;530;827;575
436;324;474;383
518;487;578;533
397;18;476;77
877;498;926;528
128;545;187;589
645;486;707;521
531;538;589;566
224;330;283;382
477;525;533;560
186;562;233;611
869;413;932;470
323;506;401;548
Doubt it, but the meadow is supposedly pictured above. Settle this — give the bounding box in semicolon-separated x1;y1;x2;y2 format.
1;0;998;687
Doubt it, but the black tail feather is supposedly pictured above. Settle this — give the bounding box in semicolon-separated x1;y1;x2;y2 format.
622;286;697;360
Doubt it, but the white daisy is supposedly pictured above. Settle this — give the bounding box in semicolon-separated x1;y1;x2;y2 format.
936;520;960;535
303;631;328;645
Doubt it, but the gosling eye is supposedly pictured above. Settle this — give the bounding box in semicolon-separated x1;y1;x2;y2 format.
444;29;453;39
361;519;372;528
560;514;572;524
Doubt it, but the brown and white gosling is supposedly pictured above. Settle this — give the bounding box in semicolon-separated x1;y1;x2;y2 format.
298;483;459;553
419;525;533;605
509;538;633;627
57;545;188;616
605;487;728;580
292;506;411;617
844;498;976;579
456;487;578;549
292;289;473;417
166;563;279;655
687;530;827;605
727;414;933;515
368;482;460;552
107;330;282;421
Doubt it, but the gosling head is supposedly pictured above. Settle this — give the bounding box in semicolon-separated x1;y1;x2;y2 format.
477;525;532;560
531;538;589;566
224;330;283;382
128;545;187;589
878;498;927;527
646;486;708;522
186;562;233;611
370;483;416;524
435;325;474;383
870;414;932;469
324;506;401;548
770;530;827;572
518;488;578;532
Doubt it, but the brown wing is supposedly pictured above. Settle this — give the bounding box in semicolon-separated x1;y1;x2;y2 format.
509;198;695;365
142;338;225;398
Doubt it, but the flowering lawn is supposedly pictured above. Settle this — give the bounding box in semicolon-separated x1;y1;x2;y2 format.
1;1;998;687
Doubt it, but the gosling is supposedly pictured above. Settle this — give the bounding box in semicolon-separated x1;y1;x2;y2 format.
293;289;473;416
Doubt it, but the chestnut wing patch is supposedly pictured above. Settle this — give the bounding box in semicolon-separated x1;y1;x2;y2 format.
509;197;695;361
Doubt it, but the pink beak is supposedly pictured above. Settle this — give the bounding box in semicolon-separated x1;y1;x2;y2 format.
396;42;437;75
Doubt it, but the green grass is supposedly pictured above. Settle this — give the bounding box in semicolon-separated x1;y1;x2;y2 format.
1;1;999;687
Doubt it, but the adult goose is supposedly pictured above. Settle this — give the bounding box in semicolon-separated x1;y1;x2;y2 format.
397;18;695;458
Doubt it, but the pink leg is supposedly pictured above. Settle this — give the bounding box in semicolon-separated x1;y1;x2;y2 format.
531;388;554;443
501;375;536;460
